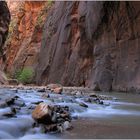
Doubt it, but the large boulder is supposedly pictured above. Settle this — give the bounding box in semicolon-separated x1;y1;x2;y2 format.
32;103;52;124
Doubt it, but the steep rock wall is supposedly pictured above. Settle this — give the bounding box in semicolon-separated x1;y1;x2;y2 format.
0;1;10;84
0;1;10;60
35;1;140;92
5;1;48;76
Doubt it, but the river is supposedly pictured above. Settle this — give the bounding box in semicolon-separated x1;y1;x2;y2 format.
0;87;140;139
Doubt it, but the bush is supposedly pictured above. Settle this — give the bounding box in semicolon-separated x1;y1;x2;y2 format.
16;67;34;84
48;0;53;6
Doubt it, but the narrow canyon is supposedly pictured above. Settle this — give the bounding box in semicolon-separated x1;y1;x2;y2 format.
0;1;139;93
0;1;140;139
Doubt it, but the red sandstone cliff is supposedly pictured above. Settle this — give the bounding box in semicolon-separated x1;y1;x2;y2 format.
4;1;140;93
5;1;49;76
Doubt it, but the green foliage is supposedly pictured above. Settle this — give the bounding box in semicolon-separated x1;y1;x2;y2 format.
48;0;53;6
16;67;34;84
36;16;44;27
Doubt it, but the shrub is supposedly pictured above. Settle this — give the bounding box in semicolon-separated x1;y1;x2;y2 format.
48;0;53;6
16;67;34;84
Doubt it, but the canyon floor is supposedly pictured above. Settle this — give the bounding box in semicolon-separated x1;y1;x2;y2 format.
0;85;140;139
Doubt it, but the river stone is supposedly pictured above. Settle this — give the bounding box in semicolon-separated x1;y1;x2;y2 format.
41;124;58;133
79;102;88;108
51;112;57;123
75;91;83;96
90;94;98;98
47;84;63;94
32;103;52;124
14;99;25;107
52;87;63;94
5;97;15;105
63;121;72;130
42;93;50;98
37;88;46;92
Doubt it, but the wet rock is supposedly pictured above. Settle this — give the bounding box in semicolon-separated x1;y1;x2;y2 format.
75;91;83;96
93;98;104;105
37;88;46;92
32;103;52;124
57;118;65;123
60;113;69;118
51;112;57;123
31;101;43;105
41;124;58;133
78;102;88;108
47;84;63;94
52;87;63;94
99;101;104;105
90;94;98;98
84;98;92;103
28;104;36;110
14;99;25;107
63;121;72;130
42;93;50;98
5;97;15;105
57;125;63;133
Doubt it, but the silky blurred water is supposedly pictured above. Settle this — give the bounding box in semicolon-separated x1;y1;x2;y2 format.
0;88;140;139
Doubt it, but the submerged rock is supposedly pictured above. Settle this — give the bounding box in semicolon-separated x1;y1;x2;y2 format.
78;102;88;108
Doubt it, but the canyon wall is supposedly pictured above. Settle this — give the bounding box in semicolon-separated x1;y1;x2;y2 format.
5;1;48;76
4;1;140;92
0;1;10;84
35;1;140;92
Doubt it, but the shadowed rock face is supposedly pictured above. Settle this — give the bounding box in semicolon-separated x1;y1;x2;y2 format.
35;1;140;92
0;1;10;59
0;1;10;84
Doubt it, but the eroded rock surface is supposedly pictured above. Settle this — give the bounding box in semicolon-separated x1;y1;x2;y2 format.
2;1;140;92
0;1;10;84
5;1;48;76
35;1;140;92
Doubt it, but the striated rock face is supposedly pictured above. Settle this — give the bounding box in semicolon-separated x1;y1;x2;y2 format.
5;1;48;76
35;1;140;92
0;1;10;61
0;1;10;84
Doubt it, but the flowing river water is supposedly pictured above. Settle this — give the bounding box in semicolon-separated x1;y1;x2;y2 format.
0;87;140;139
